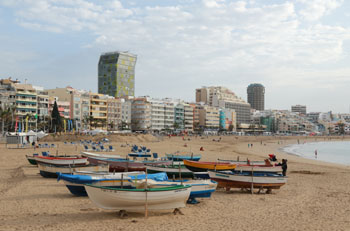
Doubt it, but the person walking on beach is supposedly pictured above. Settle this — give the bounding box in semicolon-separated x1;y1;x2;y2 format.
281;159;287;176
315;149;317;159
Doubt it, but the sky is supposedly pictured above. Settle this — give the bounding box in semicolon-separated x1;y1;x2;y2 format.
1;0;350;113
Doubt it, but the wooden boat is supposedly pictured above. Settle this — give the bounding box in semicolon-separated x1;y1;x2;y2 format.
183;160;236;172
84;184;191;212
34;156;88;166
133;178;217;200
80;151;121;159
218;159;282;173
58;172;168;196
166;153;201;161
218;158;266;165
37;162;109;178
208;171;287;191
146;164;193;178
26;155;38;165
87;156;171;172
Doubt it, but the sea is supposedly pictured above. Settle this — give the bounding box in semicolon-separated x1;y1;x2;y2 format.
283;141;350;166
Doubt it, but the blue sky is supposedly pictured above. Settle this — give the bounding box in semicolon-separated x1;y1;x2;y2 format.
1;0;350;113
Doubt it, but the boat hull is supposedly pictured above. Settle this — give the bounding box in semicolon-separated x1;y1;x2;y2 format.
63;180;134;196
35;156;88;166
208;171;287;189
166;154;201;161
85;185;191;212
26;155;37;165
146;165;193;178
87;157;170;172
183;160;236;172
37;163;109;178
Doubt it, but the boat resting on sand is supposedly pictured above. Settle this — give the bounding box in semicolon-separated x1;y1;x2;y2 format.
208;171;287;192
166;153;201;161
146;164;193;178
34;156;88;166
80;152;121;159
183;160;236;172
37;162;109;178
133;178;217;200
57;172;169;196
84;184;191;212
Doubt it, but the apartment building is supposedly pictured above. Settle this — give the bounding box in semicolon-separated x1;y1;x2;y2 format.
14;83;38;127
0;78;17;110
90;93;108;129
48;97;70;119
184;103;194;132
33;86;49;120
47;87;90;130
107;97;121;131
194;104;220;130
196;86;251;125
219;108;236;131
131;97;151;131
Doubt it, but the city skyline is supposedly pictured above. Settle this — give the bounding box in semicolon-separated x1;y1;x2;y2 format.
1;0;350;113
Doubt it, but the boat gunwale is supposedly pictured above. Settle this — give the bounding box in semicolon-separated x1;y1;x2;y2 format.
85;184;191;192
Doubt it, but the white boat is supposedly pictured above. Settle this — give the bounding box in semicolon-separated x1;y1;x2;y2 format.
133;178;217;199
84;184;191;211
208;171;287;190
34;156;88;166
37;162;109;178
235;165;282;173
80;151;121;159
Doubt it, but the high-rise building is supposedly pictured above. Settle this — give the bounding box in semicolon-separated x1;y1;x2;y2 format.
98;51;137;98
247;83;265;111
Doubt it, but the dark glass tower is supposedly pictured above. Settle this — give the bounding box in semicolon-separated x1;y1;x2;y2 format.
247;83;265;111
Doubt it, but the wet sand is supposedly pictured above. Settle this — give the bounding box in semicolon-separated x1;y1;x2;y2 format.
0;135;349;231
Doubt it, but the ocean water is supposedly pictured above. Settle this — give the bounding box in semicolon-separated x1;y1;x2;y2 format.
283;141;350;166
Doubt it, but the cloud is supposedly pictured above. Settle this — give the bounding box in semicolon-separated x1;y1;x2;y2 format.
296;0;343;21
1;0;350;111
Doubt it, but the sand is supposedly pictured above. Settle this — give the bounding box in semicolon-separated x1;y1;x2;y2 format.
0;135;349;231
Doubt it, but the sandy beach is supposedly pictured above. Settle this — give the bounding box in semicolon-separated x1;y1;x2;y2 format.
0;134;349;231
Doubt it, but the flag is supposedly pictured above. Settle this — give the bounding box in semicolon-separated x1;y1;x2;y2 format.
64;119;66;133
15;117;18;132
25;116;28;133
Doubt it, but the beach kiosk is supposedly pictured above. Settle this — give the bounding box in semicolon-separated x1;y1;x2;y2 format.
6;132;38;149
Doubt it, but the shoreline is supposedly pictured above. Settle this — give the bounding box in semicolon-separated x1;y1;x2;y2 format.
0;134;349;231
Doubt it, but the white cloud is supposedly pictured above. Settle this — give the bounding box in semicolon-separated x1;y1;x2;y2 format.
1;0;350;111
296;0;343;21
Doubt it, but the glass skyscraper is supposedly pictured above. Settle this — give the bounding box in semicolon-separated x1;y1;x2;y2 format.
98;51;137;97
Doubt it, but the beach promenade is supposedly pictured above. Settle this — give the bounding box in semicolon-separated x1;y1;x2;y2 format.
0;135;349;231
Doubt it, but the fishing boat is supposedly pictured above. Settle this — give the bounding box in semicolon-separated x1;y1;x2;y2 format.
217;158;266;165
218;159;282;173
208;171;287;191
87;156;171;172
166;153;201;161
183;160;236;172
146;164;194;178
80;152;121;159
57;172;168;196
37;162;109;178
84;184;191;212
133;178;217;201
34;156;88;166
26;154;38;165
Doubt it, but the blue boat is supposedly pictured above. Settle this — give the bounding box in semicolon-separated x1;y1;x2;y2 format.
57;172;169;196
166;153;201;161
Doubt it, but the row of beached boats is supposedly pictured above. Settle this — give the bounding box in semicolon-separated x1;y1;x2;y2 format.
25;148;287;216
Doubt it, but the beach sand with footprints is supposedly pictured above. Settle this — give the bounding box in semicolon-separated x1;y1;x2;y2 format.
0;134;349;231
